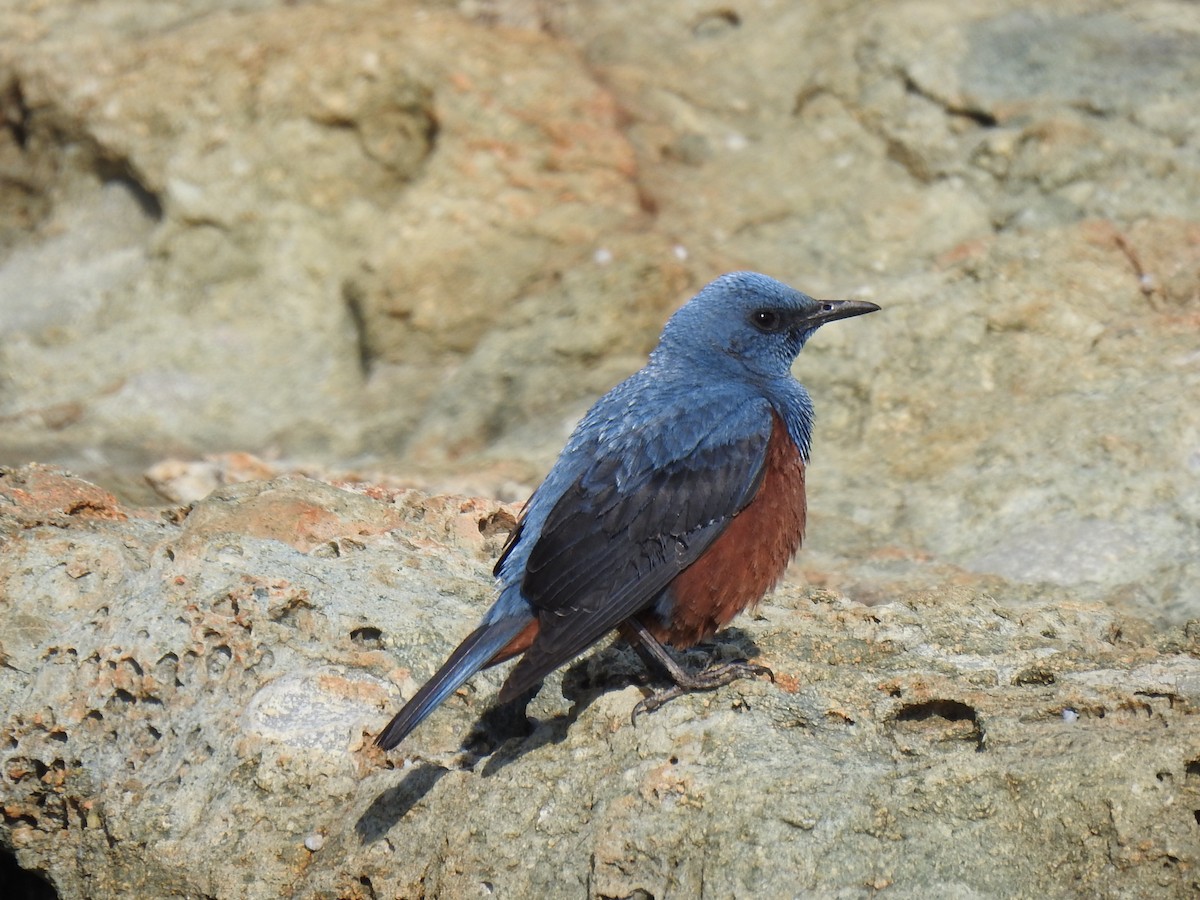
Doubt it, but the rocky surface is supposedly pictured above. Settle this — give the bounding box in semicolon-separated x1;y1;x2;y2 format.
2;0;1198;633
2;0;1199;896
2;466;1200;899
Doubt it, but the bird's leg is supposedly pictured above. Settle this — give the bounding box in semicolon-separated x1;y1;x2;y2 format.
618;619;773;723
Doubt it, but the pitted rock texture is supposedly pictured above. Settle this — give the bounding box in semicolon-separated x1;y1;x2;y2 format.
2;467;1200;898
1;1;1198;631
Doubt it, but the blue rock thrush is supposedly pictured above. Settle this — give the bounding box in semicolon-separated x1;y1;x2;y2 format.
375;271;879;750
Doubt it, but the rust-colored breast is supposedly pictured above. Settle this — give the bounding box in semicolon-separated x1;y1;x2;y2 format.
486;416;807;667
649;416;806;648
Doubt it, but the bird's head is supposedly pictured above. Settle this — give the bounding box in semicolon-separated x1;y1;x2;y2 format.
655;272;880;381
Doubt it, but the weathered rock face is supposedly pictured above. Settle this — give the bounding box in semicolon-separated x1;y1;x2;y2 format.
2;0;1198;630
2;467;1199;899
2;0;1200;895
0;0;647;477
2;0;1200;628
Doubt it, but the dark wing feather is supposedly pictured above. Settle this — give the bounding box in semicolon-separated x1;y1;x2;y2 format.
497;409;773;701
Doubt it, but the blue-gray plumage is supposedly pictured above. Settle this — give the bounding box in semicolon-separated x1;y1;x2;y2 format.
375;272;879;749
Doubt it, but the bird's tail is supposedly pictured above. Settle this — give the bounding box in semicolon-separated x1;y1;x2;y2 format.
374;614;532;751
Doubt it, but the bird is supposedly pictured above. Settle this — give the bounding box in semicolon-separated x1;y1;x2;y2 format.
375;271;879;750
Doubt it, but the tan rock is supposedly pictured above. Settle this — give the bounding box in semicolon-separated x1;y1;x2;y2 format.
2;467;1199;897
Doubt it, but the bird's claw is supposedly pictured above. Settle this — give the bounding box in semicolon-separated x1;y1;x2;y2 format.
630;685;684;724
629;659;775;725
725;658;775;684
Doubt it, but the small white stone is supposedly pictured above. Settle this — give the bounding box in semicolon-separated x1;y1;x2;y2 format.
304;832;325;852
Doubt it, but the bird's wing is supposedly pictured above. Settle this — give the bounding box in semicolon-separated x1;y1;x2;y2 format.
497;399;775;700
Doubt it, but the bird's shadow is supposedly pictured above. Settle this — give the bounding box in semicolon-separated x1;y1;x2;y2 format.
478;625;763;775
355;762;449;843
354;628;763;840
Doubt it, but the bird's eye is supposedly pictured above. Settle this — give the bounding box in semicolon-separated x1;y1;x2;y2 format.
750;309;782;332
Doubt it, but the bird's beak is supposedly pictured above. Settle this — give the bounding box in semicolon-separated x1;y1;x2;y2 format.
794;299;881;329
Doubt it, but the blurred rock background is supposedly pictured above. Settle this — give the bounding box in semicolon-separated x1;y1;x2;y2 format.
2;0;1200;896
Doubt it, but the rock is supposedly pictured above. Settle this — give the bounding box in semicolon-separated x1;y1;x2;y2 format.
2;0;1199;622
2;467;1199;898
2;1;1200;891
2;0;1198;633
0;0;643;481
144;452;281;505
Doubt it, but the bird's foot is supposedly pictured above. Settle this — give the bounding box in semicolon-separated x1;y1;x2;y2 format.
630;659;774;724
